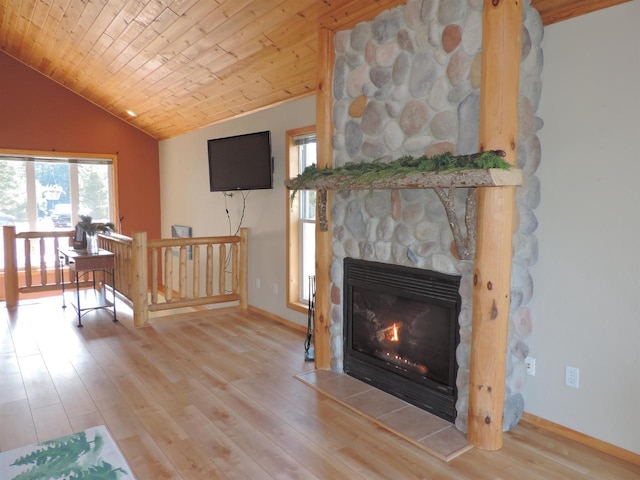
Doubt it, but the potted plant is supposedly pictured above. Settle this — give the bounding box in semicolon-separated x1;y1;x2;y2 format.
77;215;115;253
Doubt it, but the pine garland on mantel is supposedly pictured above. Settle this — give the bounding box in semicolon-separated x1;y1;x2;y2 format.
286;150;517;260
287;149;510;199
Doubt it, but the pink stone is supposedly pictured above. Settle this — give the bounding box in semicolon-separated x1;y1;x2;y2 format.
442;24;462;53
391;190;402;221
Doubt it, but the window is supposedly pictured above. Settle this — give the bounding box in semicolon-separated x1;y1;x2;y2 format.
286;127;316;313
0;150;117;270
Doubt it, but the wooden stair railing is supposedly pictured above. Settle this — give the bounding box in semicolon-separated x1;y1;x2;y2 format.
3;226;248;326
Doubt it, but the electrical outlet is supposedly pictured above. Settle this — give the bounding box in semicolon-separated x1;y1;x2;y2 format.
565;365;580;388
525;356;536;376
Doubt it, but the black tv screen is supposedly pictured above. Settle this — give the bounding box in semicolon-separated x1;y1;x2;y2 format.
207;130;273;192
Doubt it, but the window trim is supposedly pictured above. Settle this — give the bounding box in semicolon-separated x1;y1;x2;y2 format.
285;125;315;314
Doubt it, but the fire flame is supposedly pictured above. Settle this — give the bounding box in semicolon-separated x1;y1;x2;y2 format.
391;323;399;342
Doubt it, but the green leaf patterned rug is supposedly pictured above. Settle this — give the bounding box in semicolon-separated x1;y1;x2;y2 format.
0;425;134;479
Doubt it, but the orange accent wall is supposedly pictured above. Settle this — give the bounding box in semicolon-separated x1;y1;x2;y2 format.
0;51;161;240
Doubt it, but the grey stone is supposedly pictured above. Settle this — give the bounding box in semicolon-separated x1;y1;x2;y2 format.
365;191;392;217
330;258;343;285
402;201;425;224
513;232;539;266
392;51;411;85
438;0;465;24
344;238;361;258
395;223;414;246
383;121;404;150
333;99;350;130
415;24;431;50
335;30;349;54
457;92;480;154
431;110;457;140
362;241;376;259
373;9;404;44
399;100;429;136
332;241;346;258
405;135;433;153
385;100;403;118
346;199;367;239
392;243;408;265
332;132;345;150
517;174;541;209
523;134;542;176
461;9;482;55
344;50;364;68
400;189;423;202
392;83;409;101
373;84;394;101
521;26;532;62
510;340;530;361
375;241;392;262
415;220;440;242
448;83;472;105
518;204;539;234
347;64;370;98
428;76;450;111
362;138;386;158
513;307;533;339
503;393;524;431
333;57;348;100
511;261;534;305
407;247;421;266
415;241;438;258
362;82;378;98
345;120;363;158
521;75;543;112
432;253;456;274
351;22;372;51
523;45;544;78
376;42;401;67
361;101;387;136
333;225;346;242
447;50;473;86
332;202;346;224
370;66;392;88
397;29;415;53
377;216;395;241
410;52;438;98
524;7;544;47
456;341;471;370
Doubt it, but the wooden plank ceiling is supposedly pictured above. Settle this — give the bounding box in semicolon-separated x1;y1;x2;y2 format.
0;0;629;140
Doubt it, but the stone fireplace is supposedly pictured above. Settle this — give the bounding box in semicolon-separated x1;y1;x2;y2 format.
325;0;542;433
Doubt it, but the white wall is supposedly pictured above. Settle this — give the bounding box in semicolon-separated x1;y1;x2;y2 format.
526;1;640;454
159;95;316;327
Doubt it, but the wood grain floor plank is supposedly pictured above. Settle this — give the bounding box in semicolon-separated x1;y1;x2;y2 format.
1;298;638;479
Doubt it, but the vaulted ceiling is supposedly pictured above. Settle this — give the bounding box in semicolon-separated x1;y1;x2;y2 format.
0;0;629;140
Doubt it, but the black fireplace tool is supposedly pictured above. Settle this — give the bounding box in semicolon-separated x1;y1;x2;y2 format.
304;275;316;362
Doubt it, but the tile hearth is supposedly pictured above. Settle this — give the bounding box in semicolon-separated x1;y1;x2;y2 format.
295;370;471;462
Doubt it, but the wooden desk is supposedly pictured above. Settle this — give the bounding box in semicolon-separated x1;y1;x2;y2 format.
59;248;117;327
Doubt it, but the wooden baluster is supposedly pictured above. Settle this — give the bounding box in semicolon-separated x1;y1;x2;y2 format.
24;238;32;287
164;246;173;301
239;228;248;309
231;243;239;294
218;244;226;295
206;244;214;297
151;247;158;304
179;246;187;299
193;245;200;298
131;231;148;327
39;237;47;286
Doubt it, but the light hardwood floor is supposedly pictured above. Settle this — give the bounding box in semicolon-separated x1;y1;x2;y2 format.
1;297;639;479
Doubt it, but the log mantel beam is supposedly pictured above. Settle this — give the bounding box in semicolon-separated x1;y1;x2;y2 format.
468;0;523;450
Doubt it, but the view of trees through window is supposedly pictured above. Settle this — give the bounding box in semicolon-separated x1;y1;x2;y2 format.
0;154;114;271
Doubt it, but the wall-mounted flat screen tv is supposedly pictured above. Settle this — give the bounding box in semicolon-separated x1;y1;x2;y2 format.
207;130;273;192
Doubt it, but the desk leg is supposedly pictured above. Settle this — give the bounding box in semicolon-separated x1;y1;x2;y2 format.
112;267;117;322
75;270;83;328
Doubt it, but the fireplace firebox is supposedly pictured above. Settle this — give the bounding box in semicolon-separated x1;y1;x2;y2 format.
343;258;461;422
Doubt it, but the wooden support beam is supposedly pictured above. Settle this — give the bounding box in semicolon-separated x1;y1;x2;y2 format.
468;0;523;450
314;27;335;370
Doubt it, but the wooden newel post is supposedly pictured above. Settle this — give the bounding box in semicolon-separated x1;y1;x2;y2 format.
468;0;522;450
3;225;19;307
131;231;149;327
239;227;248;309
